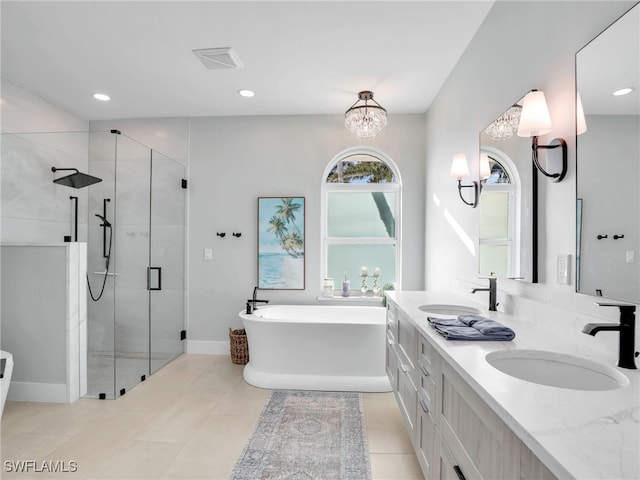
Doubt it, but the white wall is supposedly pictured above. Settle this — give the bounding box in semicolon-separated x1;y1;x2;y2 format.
424;1;638;352
187;114;425;350
578;115;639;302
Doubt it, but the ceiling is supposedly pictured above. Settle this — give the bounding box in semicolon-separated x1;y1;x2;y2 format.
576;2;639;115
1;1;495;121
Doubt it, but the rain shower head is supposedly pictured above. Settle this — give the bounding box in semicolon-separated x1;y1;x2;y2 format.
52;167;102;189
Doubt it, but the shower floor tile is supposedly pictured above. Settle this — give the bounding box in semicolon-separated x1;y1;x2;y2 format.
86;351;178;398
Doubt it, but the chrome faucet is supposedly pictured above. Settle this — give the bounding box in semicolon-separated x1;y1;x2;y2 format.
582;303;637;369
246;286;269;314
471;277;497;311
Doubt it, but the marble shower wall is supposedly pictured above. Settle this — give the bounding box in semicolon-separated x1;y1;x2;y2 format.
1;77;90;243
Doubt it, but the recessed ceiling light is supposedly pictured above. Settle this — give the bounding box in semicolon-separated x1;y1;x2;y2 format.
612;87;634;96
238;89;255;98
93;93;111;101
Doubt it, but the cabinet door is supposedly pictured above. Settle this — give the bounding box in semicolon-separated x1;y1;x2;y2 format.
416;391;437;477
397;364;417;437
386;338;399;390
438;435;468;480
439;362;501;480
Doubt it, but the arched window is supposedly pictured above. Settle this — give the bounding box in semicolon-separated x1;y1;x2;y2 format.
321;147;401;296
479;146;521;277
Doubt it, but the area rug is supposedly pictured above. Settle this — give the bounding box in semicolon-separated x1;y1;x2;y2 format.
230;390;371;480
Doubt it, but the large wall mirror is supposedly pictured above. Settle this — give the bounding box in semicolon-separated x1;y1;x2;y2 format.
576;3;639;304
479;94;537;283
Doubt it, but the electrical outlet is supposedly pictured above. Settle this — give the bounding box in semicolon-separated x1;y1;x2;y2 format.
626;251;635;264
204;248;213;261
557;254;570;285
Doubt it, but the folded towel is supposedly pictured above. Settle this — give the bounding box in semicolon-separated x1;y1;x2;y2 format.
427;315;515;341
469;319;515;338
457;314;484;326
427;317;465;327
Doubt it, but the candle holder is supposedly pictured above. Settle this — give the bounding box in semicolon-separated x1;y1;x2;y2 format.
360;274;369;294
372;273;381;294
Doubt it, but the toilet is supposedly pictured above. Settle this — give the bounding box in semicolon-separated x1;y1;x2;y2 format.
1;350;14;417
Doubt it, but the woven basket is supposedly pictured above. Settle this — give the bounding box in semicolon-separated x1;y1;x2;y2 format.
229;328;249;365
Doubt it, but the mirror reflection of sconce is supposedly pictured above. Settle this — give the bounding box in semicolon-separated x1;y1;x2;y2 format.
450;153;479;208
517;89;568;183
576;92;587;135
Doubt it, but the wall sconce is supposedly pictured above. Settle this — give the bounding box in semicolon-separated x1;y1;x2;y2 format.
517;89;567;182
450;153;479;208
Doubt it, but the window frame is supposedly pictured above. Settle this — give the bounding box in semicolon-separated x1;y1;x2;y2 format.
320;146;402;295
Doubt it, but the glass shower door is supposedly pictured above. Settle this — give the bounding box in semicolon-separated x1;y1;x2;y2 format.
112;134;152;396
87;130;117;398
149;150;186;373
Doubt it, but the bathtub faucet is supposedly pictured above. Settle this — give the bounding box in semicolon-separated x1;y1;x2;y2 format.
247;286;269;313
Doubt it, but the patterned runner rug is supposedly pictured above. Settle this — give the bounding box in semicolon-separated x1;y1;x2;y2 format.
230;390;371;480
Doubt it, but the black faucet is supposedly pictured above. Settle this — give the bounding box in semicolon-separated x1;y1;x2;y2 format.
582;303;637;369
246;286;269;314
471;277;497;311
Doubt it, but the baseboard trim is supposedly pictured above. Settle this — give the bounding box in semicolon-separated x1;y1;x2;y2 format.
7;381;71;403
186;340;229;355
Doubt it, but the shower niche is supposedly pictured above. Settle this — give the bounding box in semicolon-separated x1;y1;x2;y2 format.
85;129;186;399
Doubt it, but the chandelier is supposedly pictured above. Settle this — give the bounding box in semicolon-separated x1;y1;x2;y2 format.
483;105;522;140
345;91;387;139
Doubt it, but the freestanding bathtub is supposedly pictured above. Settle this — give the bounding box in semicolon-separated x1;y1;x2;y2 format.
239;304;391;392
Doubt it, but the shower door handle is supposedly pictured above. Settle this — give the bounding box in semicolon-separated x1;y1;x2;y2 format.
147;267;162;291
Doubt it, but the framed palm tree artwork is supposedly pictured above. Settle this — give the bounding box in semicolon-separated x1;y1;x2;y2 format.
257;197;305;289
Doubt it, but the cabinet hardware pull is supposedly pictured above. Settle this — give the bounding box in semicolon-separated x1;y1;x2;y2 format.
420;365;430;377
453;465;466;480
419;399;429;413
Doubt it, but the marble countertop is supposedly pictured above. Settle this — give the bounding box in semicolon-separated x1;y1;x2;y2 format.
386;291;639;480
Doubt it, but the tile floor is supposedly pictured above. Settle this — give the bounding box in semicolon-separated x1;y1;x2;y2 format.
1;354;422;479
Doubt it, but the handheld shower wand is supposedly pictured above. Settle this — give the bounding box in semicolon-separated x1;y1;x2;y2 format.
87;212;113;301
95;213;111;228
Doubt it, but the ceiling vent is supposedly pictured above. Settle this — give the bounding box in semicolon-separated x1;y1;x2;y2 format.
193;47;243;70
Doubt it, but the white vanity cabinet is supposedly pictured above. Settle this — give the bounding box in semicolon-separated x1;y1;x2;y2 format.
386;302;418;439
415;333;440;478
385;299;557;480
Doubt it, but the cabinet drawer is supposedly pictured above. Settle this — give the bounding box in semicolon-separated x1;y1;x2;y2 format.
386;302;398;341
397;311;417;368
419;333;435;367
418;333;437;406
418;359;437;405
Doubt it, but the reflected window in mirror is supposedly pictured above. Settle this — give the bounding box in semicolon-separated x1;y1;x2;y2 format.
479;149;520;278
480;93;536;282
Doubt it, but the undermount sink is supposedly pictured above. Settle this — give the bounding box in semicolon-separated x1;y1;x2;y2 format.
486;349;629;391
419;304;482;316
